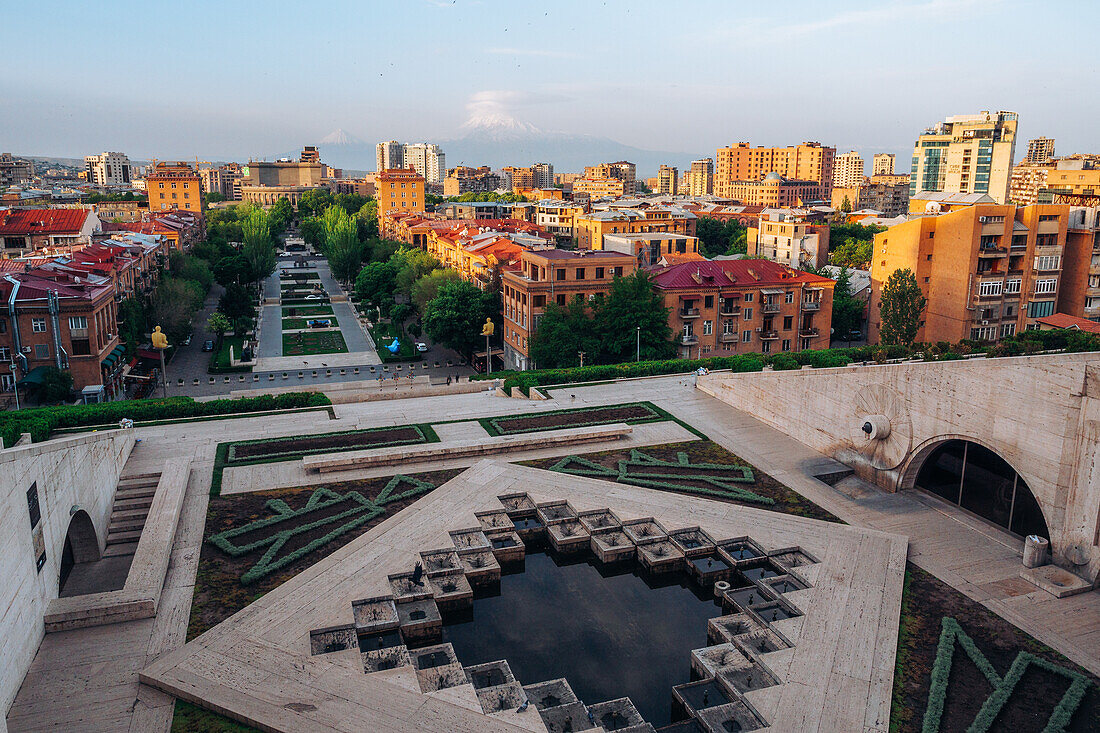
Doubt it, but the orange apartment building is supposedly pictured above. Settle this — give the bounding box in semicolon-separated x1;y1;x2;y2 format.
501;249;636;370
724;173;822;207
571;177;632;199
377;168;426;239
651;259;834;359
715;142;835;200
869;203;1076;344
1055;207;1100;321
574;206;697;250
147;162;203;215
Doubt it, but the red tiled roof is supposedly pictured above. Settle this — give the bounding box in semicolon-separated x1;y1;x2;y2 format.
650;258;834;290
102;221;174;236
1036;313;1100;334
0;208;90;235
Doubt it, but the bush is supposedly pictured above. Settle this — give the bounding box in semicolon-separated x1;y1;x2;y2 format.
0;392;331;448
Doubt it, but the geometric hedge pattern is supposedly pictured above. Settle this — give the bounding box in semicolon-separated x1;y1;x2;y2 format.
921;617;1091;733
208;475;435;584
548;449;774;506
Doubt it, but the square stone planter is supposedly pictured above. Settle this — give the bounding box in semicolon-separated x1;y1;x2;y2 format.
485;529;525;563
590;527;636;564
456;547;501;587
449;527;491;551
669;526;718;558
388;572;433;603
716;537;768;567
362;644;412;673
499;492;537;518
396;598;442;643
577;508;622;534
637;538;686;573
547;518;590;554
621;517;668;546
351;596;399;634
420;548;463;577
687;553;733;585
523;678;578;711
428;570;474;612
309;624;357;655
536;499;576;526
587;698;645;731
475;509;514;533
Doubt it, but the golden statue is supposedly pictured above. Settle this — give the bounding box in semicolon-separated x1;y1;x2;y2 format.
151;325;169;350
480;318;494;337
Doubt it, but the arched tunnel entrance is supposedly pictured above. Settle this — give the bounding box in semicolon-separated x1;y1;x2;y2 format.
913;439;1049;539
59;510;100;594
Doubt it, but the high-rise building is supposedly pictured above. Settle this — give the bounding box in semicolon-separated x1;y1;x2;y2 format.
869;202;1067;344
503;166;536;191
199;163;244;200
375;141;403;173
533;162;554;189
1026;137;1056;164
582;161;636;195
872;153;896;177
401;143;445;184
909;110;1018;204
688;158;713;196
84;152;132;186
657;165;679;195
715;142;835;201
0;153;34;186
832;151;865;188
147;162;203;213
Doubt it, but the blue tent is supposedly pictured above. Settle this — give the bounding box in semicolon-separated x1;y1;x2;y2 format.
387;338;400;354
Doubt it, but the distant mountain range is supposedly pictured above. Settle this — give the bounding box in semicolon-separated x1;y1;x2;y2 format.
306;122;699;178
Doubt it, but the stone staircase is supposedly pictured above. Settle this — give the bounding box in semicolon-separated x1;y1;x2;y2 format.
103;471;161;558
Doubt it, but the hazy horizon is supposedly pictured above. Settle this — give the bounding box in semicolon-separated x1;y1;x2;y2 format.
4;0;1099;172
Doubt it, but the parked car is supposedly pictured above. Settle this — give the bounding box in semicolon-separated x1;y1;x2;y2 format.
416;342;429;352
305;294;323;300
201;339;215;352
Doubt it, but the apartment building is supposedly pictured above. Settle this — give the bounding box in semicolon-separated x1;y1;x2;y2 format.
427;223;549;290
377;168;426;239
651;259;834;359
1055;207;1100;321
502;166;536;191
871;173;910;187
688;158;714;196
833;151;865;188
602;232;702;268
910;110;1018;204
830;180;910;217
443;166;501;196
715;142;835;200
84;152;132;186
375;141;404;173
868;203;1071;344
724;173;821;208
501;249;635;370
533;162;554;189
747;209;831;269
574;205;697;250
872;153;896;177
0;153;34;186
571;177;632;199
657;165;679;195
1026;137;1056;164
0;267;123;396
535;200;587;242
147;162;203;214
0;209;102;257
403;143;446;184
199;163;244;200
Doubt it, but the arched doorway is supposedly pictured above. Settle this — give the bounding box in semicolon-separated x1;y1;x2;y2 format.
59;510;100;593
913;440;1049;539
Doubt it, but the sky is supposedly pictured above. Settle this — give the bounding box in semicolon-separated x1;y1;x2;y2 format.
3;0;1099;169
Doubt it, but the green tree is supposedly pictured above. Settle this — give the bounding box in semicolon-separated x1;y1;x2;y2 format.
391;247;440;297
169;253;214;293
204;191;226;204
390;303;413;329
411;269;461;312
39;367;73;404
212;254;251;288
422;280;493;359
878;268;926;346
828;239;874;269
241;207;276;284
528;297;600;369
218;284;256;322
839;195;852;213
299;217;326;248
296;188;334;218
268;197;293;234
829;268;864;338
695;216;748;258
207;312;232;342
355;261;398;305
593;270;675;363
117;297;146;357
151;278;203;346
320;205;363;286
357;201;379;240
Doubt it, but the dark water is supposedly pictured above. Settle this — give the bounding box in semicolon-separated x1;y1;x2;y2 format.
441;551;721;725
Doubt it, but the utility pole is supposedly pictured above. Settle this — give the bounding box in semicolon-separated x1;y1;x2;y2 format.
636;325;641;361
578;351;585;368
9;362;19;411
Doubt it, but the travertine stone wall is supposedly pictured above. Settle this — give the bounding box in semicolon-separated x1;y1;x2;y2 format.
698;353;1100;581
0;430;133;724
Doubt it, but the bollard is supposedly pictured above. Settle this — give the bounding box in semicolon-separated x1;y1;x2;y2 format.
1023;535;1049;568
714;580;731;600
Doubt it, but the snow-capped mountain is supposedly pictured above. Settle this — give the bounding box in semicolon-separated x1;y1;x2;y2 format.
318;128;364;146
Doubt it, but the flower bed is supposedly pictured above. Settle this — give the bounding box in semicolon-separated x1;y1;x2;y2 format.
281;305;333;317
481;402;664;436
209;335;252;374
225;424;436;463
282;330;348;356
282;317;340;331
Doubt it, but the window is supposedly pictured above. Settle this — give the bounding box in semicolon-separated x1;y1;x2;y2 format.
1034;255;1060;271
34;344;49;359
782;339;791;351
702;320;713;335
1002;323;1016;337
68;316;87;332
742;330;751;343
1034;279;1057;294
556;294;566;306
1039;214;1059;222
31;318;46;333
743;293;754;302
743;307;753;321
556;268;566;281
0;347;9;361
1028;300;1055;318
1005;279;1021;294
761;341;771;354
784;291;794;303
969;326;996;341
978;281;1002;297
595;267;604;279
704;295;714;309
613;267;623;276
722;320;735;335
1036;233;1058;248
783;316;793;330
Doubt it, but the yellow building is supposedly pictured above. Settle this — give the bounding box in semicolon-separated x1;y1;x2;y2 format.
146;162;203;214
687;158;713;196
376;168;425;239
910;110;1018;204
715;142;834;200
572;177;631;199
657;165;678;195
573;206;697;249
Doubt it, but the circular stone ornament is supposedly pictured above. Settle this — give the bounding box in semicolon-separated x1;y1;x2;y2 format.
850;385;912;470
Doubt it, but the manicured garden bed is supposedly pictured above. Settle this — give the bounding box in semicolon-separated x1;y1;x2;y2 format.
281;304;333;317
282;317;340;331
522;439;839;522
280;297;330;306
209;335;252;374
482;401;666;436
282;330;348;356
372;321;421;363
225;423;437;463
172;700;260;733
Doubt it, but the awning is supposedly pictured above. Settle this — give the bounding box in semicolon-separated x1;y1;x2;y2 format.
719;292;742;299
101;344;125;369
17;365;51;387
137;348;161;361
760;288;784;295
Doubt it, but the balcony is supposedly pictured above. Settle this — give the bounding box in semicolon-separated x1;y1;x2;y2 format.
799;327;819;338
758;329;779;340
680;334;698;345
801;300;820;311
978;245;1007;257
762;303;782;314
718;332;739;343
679;307;700;319
719;305;741;316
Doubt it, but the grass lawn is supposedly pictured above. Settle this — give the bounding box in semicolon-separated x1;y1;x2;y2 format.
281;330;348;356
209;335;250;372
172;700;261;733
281;297;330;306
372;321;420;362
281;304;333;317
282;317;340;331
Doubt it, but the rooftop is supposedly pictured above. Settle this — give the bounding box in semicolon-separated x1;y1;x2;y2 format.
0;208;91;235
650;258;833;290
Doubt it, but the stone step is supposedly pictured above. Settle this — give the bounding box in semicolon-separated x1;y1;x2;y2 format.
115;485;157;500
110;507;151;521
117;474;160;487
106;529;143;545
119;471;162;483
109;517;147;534
102;542;139;558
112;496;153;512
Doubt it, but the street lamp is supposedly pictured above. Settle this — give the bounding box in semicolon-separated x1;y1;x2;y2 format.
9;362;19;411
636;326;641;362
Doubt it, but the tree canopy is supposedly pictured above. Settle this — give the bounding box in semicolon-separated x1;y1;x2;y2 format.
528;297;600;369
355;261;399;306
827;222;885;269
411;268;461;313
829;268;864;338
241;207;276;284
422;280;495;358
320;205;363;286
695;217;748;258
878;268;926;345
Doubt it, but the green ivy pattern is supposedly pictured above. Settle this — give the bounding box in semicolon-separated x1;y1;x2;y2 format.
922;617;1091;732
548;450;774;506
208;475;435;584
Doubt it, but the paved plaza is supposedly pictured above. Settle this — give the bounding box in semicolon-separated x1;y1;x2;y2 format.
6;376;1100;732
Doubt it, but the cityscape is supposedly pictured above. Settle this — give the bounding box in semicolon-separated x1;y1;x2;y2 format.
0;3;1098;733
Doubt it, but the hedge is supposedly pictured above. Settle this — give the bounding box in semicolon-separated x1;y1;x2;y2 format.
0;392;332;448
478;329;1100;396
